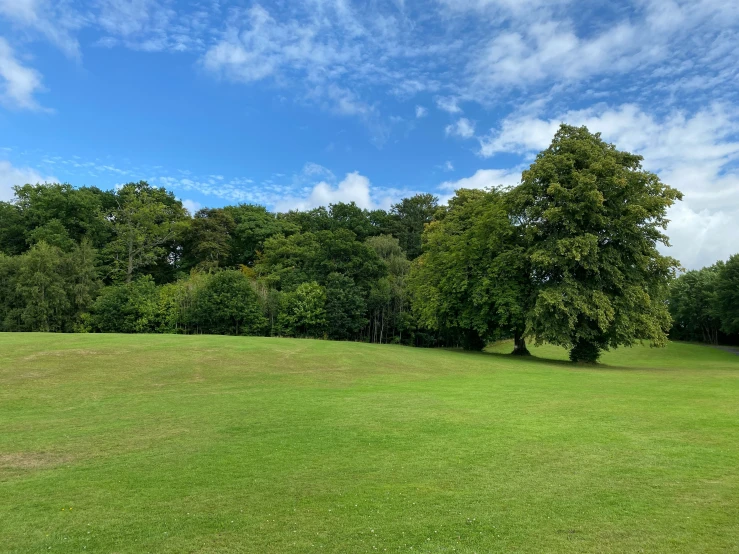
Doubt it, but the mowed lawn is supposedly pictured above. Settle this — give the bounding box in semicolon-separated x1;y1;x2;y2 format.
1;335;738;553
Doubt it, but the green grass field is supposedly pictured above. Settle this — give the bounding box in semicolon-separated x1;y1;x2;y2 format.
1;334;738;553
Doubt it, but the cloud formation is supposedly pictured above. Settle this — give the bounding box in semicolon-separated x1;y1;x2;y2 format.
0;159;55;200
275;171;374;212
0;38;44;109
445;118;475;139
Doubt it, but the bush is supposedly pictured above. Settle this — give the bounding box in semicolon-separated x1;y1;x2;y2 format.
93;276;159;333
188;270;267;335
275;281;327;338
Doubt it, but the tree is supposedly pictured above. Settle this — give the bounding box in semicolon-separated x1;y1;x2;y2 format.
6;244;70;332
276;281;327;337
189;270;267;335
224;204;298;267
389;193;438;259
716;254;739;335
409;188;528;351
105;181;188;283
26;219;76;251
256;229;386;292
0;201;26;255
0;241;100;332
365;235;412;344
510;124;682;362
324;273;367;340
12;183;114;250
93;276;159;333
182;208;235;270
669;265;722;344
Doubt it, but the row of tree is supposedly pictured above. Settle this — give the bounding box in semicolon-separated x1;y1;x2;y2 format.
0;178;437;345
0;125;692;362
668;257;739;345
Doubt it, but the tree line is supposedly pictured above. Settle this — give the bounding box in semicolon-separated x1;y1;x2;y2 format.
668;257;739;345
0;125;710;362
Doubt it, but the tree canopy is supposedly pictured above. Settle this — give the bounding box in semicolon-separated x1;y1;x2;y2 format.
510;125;681;362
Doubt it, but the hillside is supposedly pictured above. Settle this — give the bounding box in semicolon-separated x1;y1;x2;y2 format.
1;334;738;553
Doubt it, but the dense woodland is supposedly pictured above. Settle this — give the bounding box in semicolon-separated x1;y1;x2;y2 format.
668;258;739;346
1;125;737;360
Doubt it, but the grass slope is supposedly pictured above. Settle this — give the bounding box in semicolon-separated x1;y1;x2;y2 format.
1;334;738;553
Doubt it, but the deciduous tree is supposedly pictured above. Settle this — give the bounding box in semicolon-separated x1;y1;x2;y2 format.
510;125;681;362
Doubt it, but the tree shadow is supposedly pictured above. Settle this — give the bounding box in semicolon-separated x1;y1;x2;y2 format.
477;348;655;372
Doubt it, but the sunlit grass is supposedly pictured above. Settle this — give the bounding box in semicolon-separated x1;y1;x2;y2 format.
1;334;738;553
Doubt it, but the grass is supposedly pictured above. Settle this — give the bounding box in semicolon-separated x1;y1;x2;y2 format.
1;334;738;553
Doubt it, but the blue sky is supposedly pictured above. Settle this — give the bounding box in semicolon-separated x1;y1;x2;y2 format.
1;0;738;269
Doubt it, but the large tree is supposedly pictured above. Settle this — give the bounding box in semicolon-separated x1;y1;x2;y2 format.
409;188;528;351
105;181;188;283
510;124;682;362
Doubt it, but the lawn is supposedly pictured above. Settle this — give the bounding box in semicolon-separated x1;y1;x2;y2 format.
1;334;738;553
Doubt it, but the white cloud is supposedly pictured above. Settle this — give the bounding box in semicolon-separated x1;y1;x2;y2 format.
0;38;45;110
444;160;454;171
0;0;84;58
0;159;56;201
468;22;645;91
435;96;462;114
181;198;201;215
440;167;522;191
275;171;374;212
415;105;427;118
445;117;475;139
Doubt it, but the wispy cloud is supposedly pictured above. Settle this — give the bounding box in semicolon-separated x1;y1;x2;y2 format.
445;117;475;138
435;96;462;114
0;38;45;110
0;158;56;200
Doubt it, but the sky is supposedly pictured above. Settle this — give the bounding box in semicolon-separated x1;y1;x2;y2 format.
0;0;738;270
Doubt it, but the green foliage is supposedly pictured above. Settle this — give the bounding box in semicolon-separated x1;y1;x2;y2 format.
0;201;26;255
104;181;188;284
510;124;682;362
225;204;298;266
92;276;159;333
365;234;413;344
389;193;438;260
276;281;327;337
409;188;527;350
669;265;723;343
26;219;77;251
278;202;388;240
716;254;739;335
11;183;115;249
257;228;386;292
188;270;267;335
324;273;367;340
0;241;100;332
182;208;235;270
0;125;713;354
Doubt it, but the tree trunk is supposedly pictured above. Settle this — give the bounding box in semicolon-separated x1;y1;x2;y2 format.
126;238;134;284
511;329;531;356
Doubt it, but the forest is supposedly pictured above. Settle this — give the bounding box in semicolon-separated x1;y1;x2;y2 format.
1;125;737;360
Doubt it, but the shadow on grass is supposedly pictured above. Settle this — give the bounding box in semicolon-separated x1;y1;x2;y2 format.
439;343;656;372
